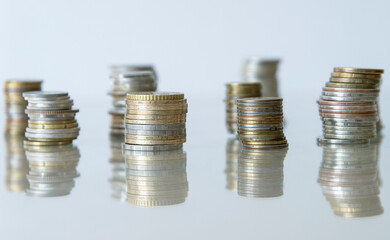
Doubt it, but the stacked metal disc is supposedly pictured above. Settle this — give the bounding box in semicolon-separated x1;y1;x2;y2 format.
225;138;241;191
109;134;127;202
108;70;157;135
238;147;288;198
317;67;384;144
318;143;383;218
242;57;280;80
4;80;42;135
110;64;158;81
237;97;287;149
23;91;80;146
25;144;80;197
124;92;187;146
225;82;261;134
123;147;188;207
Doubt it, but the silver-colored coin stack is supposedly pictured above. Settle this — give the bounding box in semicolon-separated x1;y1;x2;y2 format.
238;147;288;198
25;144;80;197
23;91;80;145
109;134;127;202
110;64;158;81
318;143;383;218
123;147;188;207
317;67;384;144
225;138;241;192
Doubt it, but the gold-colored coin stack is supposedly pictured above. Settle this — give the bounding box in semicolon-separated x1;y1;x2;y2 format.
225;138;241;192
4;80;42;135
124;92;187;146
109;134;127;202
237;97;287;149
108;70;157;135
225;82;261;134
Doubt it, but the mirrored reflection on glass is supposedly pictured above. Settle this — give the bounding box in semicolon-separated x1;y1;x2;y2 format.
225;138;241;192
124;149;188;207
24;144;80;197
238;146;288;198
109;134;127;202
317;139;384;218
4;135;29;192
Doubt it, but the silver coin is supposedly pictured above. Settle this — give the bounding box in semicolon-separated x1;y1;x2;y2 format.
321;91;379;97
320;96;378;101
125;124;185;131
125;129;186;136
26;127;80;134
122;143;182;151
23;91;68;99
317;137;370;145
25;132;79;139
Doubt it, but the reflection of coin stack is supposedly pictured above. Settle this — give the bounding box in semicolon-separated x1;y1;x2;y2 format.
109;134;127;202
124;148;188;207
238;147;288;198
4;80;42;135
225;138;241;191
4;135;29;192
25;144;80;197
318;143;384;218
108;69;158;136
225;83;261;134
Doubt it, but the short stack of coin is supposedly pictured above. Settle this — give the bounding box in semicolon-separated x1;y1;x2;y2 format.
108;71;157;135
225;82;262;134
237;97;287;149
124;92;187;147
23;91;80;145
109;134;127;202
110;64;158;81
318;67;384;144
242;57;280;80
25;144;80;197
123;147;188;207
225;138;241;192
238;147;288;198
318;143;383;218
4;80;42;135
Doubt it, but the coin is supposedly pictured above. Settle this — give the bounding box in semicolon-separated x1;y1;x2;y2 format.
126;92;184;101
333;67;384;74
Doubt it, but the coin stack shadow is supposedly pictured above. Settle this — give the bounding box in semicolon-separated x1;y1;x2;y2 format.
122;92;188;207
25;144;80;197
108;67;157;136
109;134;127;202
318;142;383;218
225;138;241;192
317;67;384;144
4;80;42;135
23;91;80;146
225;83;261;134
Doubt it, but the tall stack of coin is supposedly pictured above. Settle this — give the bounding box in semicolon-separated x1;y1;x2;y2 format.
108;71;157;135
123;147;188;207
4;80;42;135
124;92;187;147
225;83;261;134
317;67;384;144
237;97;287;149
225;138;241;191
23;91;80;145
318;143;383;218
109;134;127;202
25;144;80;197
238;147;288;198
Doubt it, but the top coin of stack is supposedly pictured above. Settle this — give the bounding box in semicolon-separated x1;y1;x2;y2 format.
237;97;287;149
108;70;158;135
23;91;80;146
225;82;261;134
4;80;42;135
242;57;280;80
124;92;187;147
317;67;384;144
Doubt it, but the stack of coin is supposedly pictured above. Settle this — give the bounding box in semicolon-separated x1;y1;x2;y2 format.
318;143;383;218
108;71;157;135
4;80;42;135
237;97;287;149
225;83;262;134
242;57;280;80
238;147;288;198
124;92;187;146
109;134;127;202
110;64;158;81
25;144;80;197
225;138;241;192
123;146;188;207
23;91;80;145
317;67;384;144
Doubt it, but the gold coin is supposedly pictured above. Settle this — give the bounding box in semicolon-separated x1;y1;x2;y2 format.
333;67;384;74
126;104;188;111
330;77;380;84
125;119;186;124
125;114;186;120
28;122;79;129
126;92;184;101
326;82;378;89
27;138;77;142
4;80;42;88
126;109;187;115
331;72;381;80
125;99;187;105
24;140;73;146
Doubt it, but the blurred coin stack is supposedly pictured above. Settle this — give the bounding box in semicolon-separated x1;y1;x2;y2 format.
110;64;158;81
4;80;42;135
108;67;158;136
124;92;187;146
123;146;188;207
225;82;261;134
23;91;80;146
238;147;288;198
25;144;80;197
318;143;383;218
317;67;384;144
225;138;241;191
237;97;287;149
109;134;127;202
